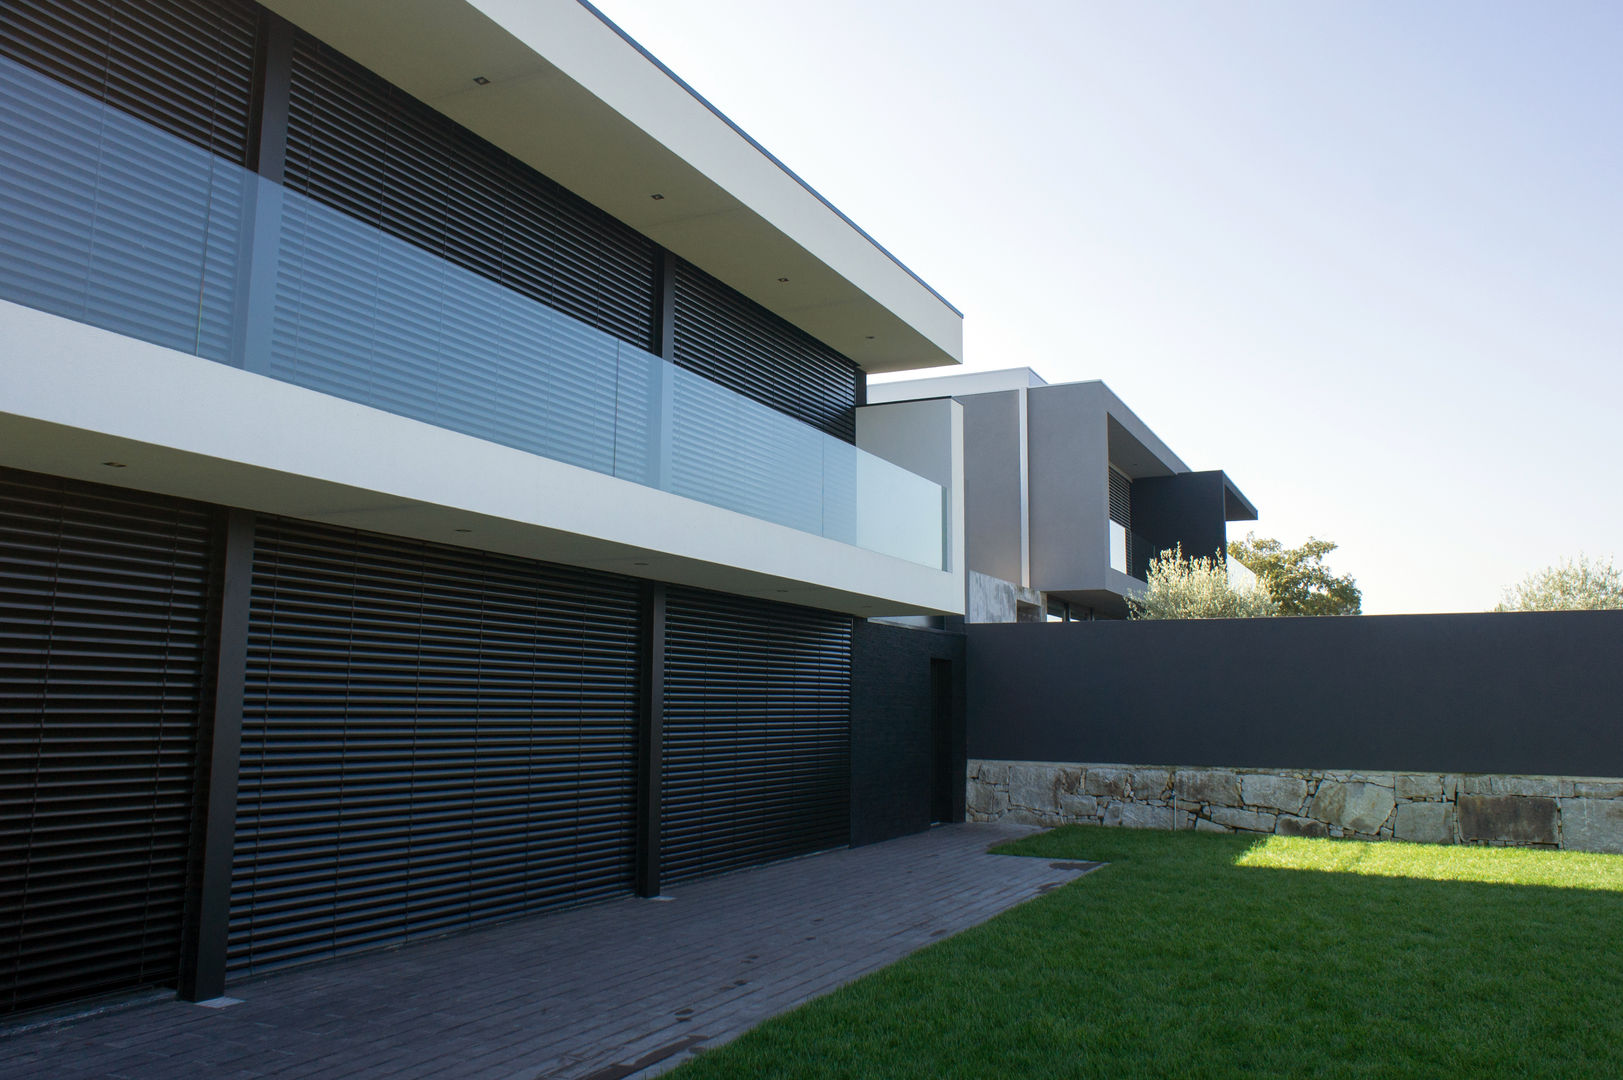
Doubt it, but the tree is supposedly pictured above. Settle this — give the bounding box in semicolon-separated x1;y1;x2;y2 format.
1496;555;1623;611
1227;533;1361;616
1127;544;1278;620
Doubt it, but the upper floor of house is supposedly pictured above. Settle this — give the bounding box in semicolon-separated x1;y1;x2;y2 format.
870;368;1256;619
0;0;967;616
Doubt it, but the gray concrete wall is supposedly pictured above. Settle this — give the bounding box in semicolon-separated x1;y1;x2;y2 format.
960;391;1026;584
856;397;965;577
1026;383;1109;592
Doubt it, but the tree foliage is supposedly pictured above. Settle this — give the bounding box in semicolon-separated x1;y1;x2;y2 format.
1227;533;1361;616
1496;555;1623;612
1127;544;1278;620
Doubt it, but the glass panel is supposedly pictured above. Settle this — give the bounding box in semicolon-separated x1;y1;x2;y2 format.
0;55;946;569
1110;520;1129;574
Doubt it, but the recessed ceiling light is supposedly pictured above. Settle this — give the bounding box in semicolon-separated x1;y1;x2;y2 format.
454;528;472;533
633;561;649;567
650;193;665;200
776;277;789;283
775;589;789;593
102;461;126;468
472;76;490;85
864;335;875;340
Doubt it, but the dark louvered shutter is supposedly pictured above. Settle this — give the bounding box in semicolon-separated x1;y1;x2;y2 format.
0;0;258;167
0;467;214;1016
661;590;851;883
0;0;256;363
230;519;641;977
671;259;862;442
1109;469;1131;527
282;33;659;353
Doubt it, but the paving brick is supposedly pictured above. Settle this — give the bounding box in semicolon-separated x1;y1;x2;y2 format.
0;824;1077;1080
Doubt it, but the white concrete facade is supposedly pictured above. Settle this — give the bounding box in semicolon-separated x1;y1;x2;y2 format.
0;300;963;616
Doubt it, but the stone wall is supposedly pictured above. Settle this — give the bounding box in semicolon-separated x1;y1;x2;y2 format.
967;759;1623;853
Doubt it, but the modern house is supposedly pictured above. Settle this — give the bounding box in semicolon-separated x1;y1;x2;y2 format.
0;0;968;1016
869;368;1257;621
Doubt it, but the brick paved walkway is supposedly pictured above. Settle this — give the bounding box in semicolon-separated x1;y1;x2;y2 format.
0;824;1087;1080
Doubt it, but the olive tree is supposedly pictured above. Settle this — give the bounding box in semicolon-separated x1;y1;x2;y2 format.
1496;555;1623;611
1127;545;1278;620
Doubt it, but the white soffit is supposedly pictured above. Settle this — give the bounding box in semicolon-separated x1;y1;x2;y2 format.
258;0;963;374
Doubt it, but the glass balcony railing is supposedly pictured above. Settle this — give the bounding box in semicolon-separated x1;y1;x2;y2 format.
0;56;947;569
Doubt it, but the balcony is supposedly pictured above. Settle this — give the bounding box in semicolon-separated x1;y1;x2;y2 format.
0;56;945;571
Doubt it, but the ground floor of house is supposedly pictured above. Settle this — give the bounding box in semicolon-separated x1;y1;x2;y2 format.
0;465;964;1019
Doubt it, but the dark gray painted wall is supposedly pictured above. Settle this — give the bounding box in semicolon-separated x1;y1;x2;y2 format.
852;620;966;845
968;612;1623;776
1130;470;1228;577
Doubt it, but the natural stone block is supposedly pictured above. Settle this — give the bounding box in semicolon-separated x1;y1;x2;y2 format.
1208;806;1278;833
1309;781;1395;834
1347;772;1396;789
972;760;1010;786
1240;773;1307;813
1276;815;1329;838
1561;799;1623;854
1497;776;1561;798
1056;767;1083;796
1175;769;1241;807
1458;795;1557;845
1195;817;1231;832
1102;801;1123;828
967;782;1008;819
1003;807;1057;827
1460;774;1561;798
1130;768;1172;800
1083;767;1131;800
1058;793;1098;821
1395;773;1444;801
1394;801;1453;845
1119;802;1188;831
1573;780;1623;799
1009;765;1060;811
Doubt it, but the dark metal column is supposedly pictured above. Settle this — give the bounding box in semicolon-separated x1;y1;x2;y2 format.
636;582;667;897
246;13;294;182
655;249;678;362
178;509;255;1002
234;13;293;374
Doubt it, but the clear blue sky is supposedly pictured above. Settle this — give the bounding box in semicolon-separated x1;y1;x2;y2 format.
590;0;1623;614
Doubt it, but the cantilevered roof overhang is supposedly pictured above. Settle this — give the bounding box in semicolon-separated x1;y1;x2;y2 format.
259;0;963;374
1223;473;1259;522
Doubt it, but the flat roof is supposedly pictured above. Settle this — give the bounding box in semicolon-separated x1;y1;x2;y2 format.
868;367;1049;402
261;0;962;374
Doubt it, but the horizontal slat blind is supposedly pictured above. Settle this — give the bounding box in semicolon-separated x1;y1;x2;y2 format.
661;589;851;883
231;519;641;977
0;0;257;166
671;259;861;443
1109;469;1131;527
0;0;253;363
0;467;214;1015
282;33;659;354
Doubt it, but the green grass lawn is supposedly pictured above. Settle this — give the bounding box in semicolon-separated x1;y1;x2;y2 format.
670;826;1623;1079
